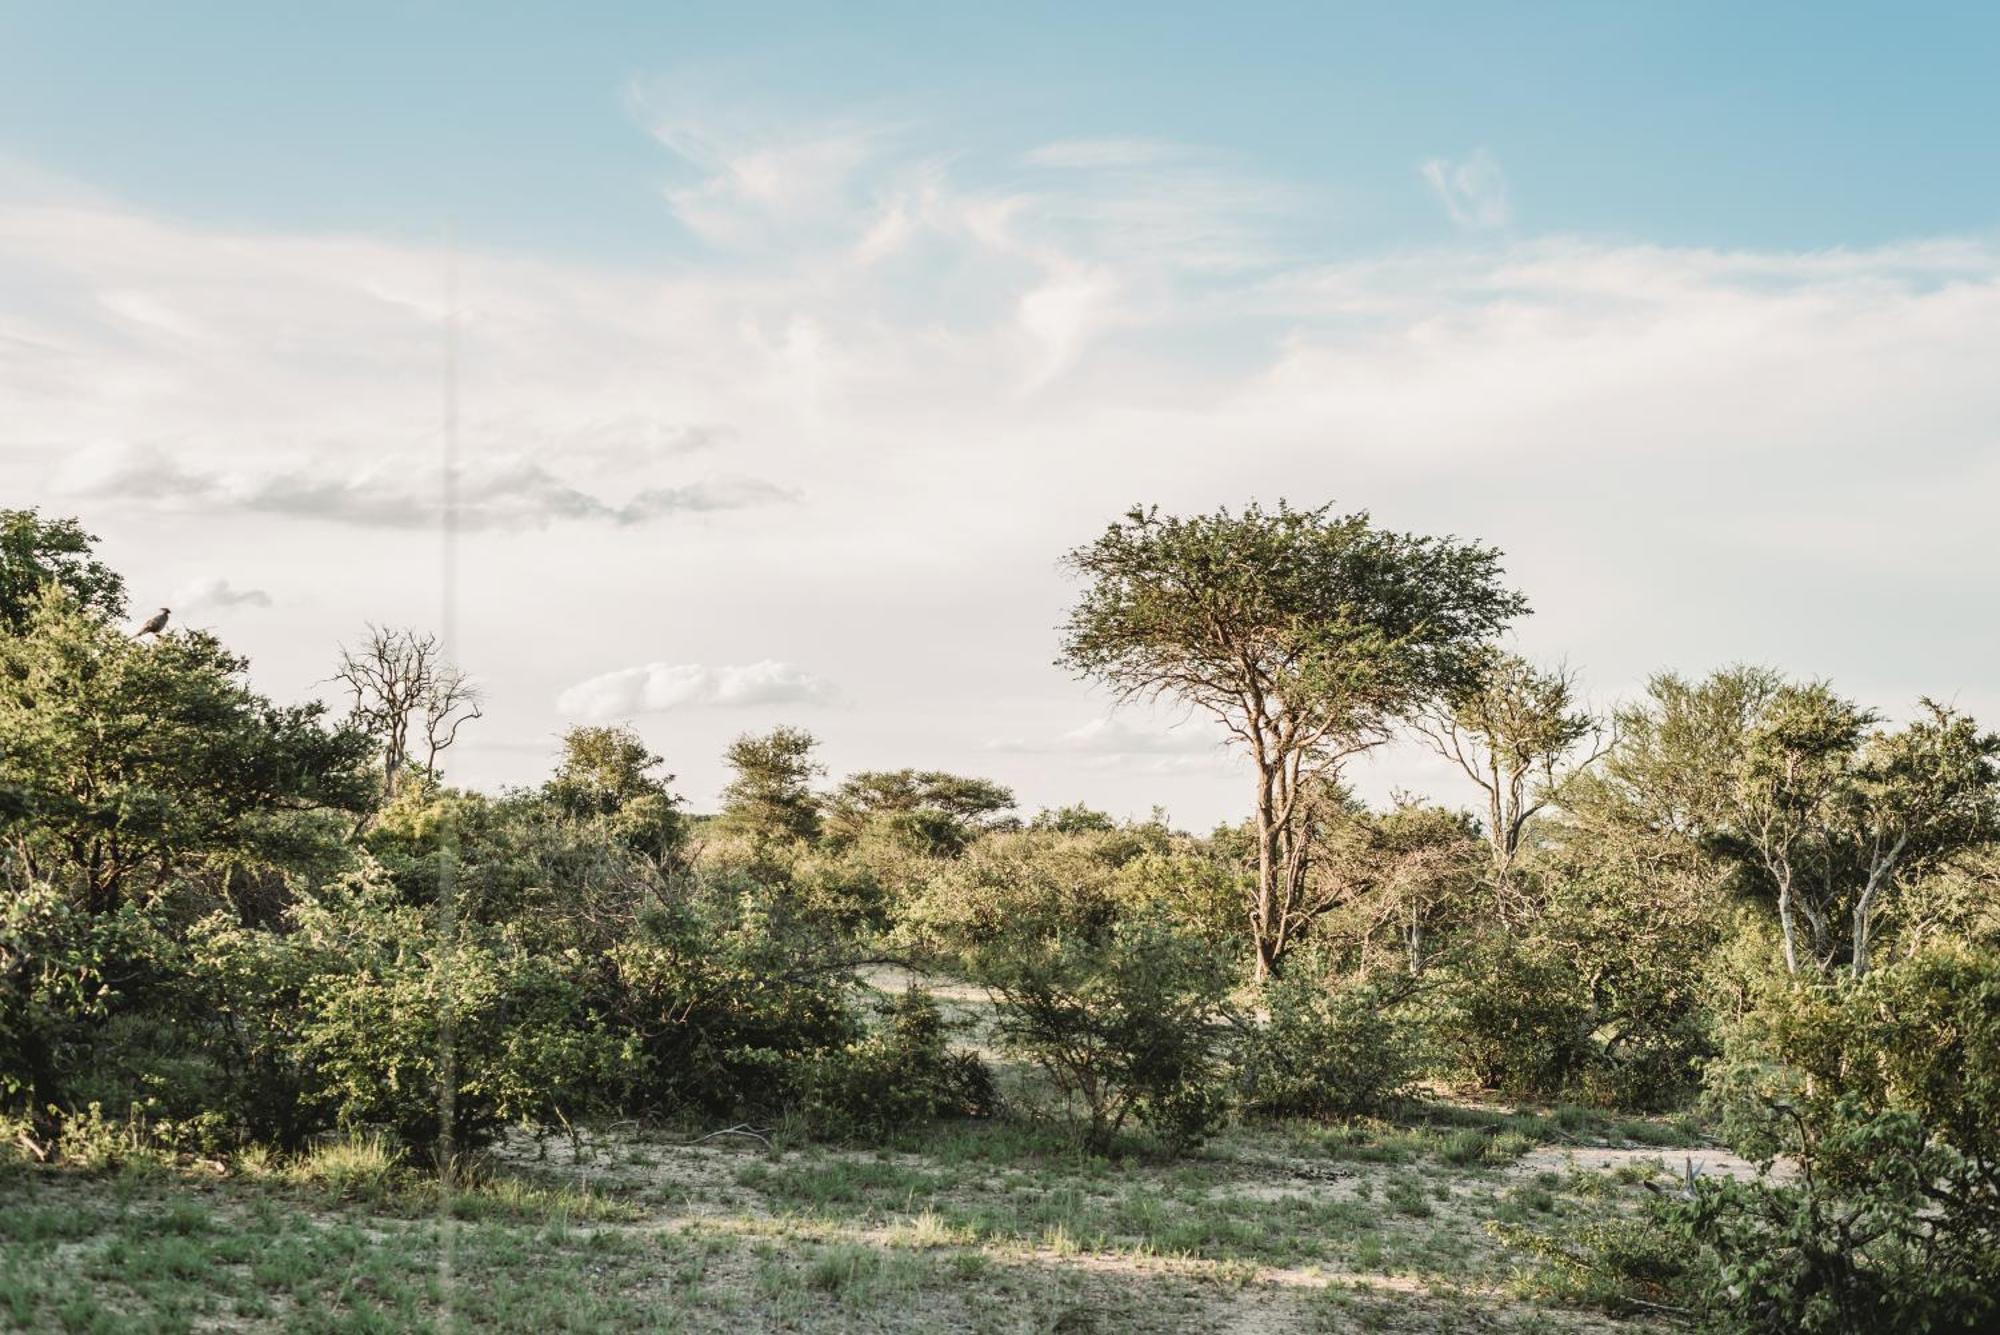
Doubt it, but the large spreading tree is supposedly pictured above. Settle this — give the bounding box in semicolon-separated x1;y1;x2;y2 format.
1058;502;1526;979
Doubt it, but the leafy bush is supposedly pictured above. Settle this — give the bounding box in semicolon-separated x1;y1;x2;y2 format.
608;889;862;1119
0;881;117;1120
1665;947;2000;1332
906;829;1234;1153
1658;1107;1997;1333
803;988;995;1140
984;918;1232;1154
192;868;630;1154
1430;932;1596;1098
1237;961;1421;1119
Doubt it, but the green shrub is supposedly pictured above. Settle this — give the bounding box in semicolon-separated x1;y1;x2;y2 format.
608;890;862;1119
1430;932;1595;1098
804;988;994;1140
1658;1107;1997;1333
0;882;118;1122
1237;962;1420;1119
1666;947;2000;1332
911;832;1235;1154
192;868;630;1154
982;917;1232;1154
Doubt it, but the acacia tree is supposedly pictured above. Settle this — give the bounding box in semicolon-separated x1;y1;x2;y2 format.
333;626;482;800
1058;502;1526;979
821;769;1016;854
1415;654;1607;919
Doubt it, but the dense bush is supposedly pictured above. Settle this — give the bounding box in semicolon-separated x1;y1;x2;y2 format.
1651;946;2000;1332
192;869;630;1154
803;988;996;1140
987;917;1232;1153
1658;1105;1998;1333
1430;931;1597;1098
904;827;1235;1153
607;889;862;1119
1237;959;1421;1119
0;881;119;1121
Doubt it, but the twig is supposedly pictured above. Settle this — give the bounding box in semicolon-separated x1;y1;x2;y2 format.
681;1124;773;1149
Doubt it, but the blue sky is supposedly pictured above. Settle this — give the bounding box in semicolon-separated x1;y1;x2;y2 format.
8;3;1999;259
4;4;1999;824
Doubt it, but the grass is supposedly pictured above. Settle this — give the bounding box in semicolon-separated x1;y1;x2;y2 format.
2;1084;1703;1330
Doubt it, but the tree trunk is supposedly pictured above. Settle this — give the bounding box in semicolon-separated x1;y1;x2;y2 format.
1776;878;1801;976
1252;765;1282;981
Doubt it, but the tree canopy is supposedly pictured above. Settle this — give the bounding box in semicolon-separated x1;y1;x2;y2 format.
1059;501;1526;976
0;508;128;633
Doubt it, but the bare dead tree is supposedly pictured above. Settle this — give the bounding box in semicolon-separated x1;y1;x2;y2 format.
333;625;483;800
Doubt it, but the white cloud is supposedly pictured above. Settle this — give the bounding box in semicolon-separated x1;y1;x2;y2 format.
988;715;1233;771
170;576;272;611
1058;715;1225;755
556;660;837;719
53;444;793;530
1421;148;1510;229
6;117;2000;825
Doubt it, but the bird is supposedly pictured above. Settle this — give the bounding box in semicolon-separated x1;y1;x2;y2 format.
136;607;171;637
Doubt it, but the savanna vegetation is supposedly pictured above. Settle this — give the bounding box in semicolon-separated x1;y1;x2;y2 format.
3;501;1996;1333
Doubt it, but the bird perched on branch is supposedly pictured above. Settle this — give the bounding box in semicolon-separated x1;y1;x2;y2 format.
136;607;170;637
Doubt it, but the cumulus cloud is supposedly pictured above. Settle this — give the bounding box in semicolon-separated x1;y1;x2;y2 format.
169;576;272;611
989;715;1232;770
53;445;794;530
556;660;837;719
1421;148;1510;228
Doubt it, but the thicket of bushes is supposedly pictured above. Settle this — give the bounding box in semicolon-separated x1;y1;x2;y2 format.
5;506;1999;1329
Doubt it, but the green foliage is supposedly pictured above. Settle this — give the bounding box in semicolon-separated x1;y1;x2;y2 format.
1657;1108;1997;1333
0;882;117;1115
919;831;1232;1153
1655;947;2000;1332
1028;803;1118;834
1710;944;2000;1170
365;782;654;955
1430;931;1596;1099
542;724;687;868
1058;501;1527;729
1237;959;1421;1119
192;869;630;1153
607;887;861;1118
0;589;374;916
821;769;1014;855
1112;844;1245;953
718;725;825;846
803;988;995;1140
1058;501;1527;981
0;509;127;633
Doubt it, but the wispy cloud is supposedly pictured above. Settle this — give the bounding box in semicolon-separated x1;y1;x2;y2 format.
54;445;794;530
1421;148;1510;229
556;660;838;719
170;575;272;611
8;116;2000;820
989;714;1231;769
